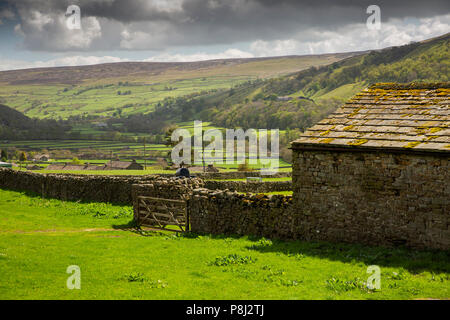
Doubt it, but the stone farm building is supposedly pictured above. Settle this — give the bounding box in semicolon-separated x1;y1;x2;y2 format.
45;160;143;171
34;154;50;162
291;83;449;249
104;160;143;170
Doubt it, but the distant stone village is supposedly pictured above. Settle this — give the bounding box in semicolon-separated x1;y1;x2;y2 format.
44;160;144;171
22;155;221;172
19;154;145;171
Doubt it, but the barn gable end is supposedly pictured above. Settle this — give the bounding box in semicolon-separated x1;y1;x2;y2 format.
291;83;449;249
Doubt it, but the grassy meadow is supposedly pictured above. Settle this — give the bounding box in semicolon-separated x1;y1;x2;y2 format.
0;189;448;300
0;54;351;120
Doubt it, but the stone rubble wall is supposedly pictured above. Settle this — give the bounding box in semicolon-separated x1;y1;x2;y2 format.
193;171;291;179
203;180;292;193
291;149;449;250
187;188;296;239
0;168;201;205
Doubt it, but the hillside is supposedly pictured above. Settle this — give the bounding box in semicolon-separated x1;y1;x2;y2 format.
0;54;359;86
150;32;449;131
0;104;70;140
0;53;357;119
0;32;448;150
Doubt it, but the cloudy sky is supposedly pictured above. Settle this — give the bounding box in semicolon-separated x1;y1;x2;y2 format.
0;0;448;70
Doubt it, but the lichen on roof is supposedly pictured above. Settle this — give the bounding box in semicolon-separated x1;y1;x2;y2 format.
292;82;450;153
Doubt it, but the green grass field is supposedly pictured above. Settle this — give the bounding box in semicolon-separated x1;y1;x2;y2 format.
0;188;448;300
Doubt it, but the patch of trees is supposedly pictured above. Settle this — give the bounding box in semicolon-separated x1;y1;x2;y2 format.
289;36;449;96
209;98;342;131
107;113;169;135
0;104;72;140
74;84;114;95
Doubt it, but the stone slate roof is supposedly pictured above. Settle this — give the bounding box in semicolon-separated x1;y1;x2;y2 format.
106;161;133;169
104;160;143;170
45;164;65;170
292;82;450;153
61;164;86;171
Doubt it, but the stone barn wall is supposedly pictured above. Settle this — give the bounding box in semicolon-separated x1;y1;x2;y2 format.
291;149;449;250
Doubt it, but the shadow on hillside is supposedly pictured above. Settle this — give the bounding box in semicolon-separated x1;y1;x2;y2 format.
245;237;450;274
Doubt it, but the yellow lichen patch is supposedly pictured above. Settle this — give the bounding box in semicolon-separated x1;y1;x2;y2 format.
343;125;355;131
416;126;443;135
445;144;450;149
349;107;363;117
436;89;450;96
347;139;368;146
319;126;335;136
320;138;335;144
404;141;421;149
425;135;439;141
429;127;443;134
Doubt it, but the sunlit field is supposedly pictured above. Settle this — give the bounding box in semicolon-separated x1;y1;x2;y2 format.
0;189;448;300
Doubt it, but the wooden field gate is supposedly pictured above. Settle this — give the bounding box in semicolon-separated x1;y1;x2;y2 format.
135;196;189;232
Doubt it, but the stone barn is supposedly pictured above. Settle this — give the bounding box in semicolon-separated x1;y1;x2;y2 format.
291;83;449;249
105;160;144;170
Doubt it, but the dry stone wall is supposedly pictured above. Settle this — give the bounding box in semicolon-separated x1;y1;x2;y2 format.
204;180;292;193
291;149;450;250
194;171;291;180
0;168;201;205
188;188;296;239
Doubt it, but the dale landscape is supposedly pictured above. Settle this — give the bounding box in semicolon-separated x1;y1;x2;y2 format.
0;25;448;302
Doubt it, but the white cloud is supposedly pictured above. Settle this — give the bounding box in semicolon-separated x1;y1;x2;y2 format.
1;13;448;71
249;14;450;56
0;48;255;71
143;48;254;62
250;39;301;56
0;55;129;71
14;10;102;51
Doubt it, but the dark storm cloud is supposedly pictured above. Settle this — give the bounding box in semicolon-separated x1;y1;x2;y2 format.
5;0;450;51
63;0;450;24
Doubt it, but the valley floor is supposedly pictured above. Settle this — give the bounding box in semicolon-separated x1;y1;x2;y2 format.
0;189;448;300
